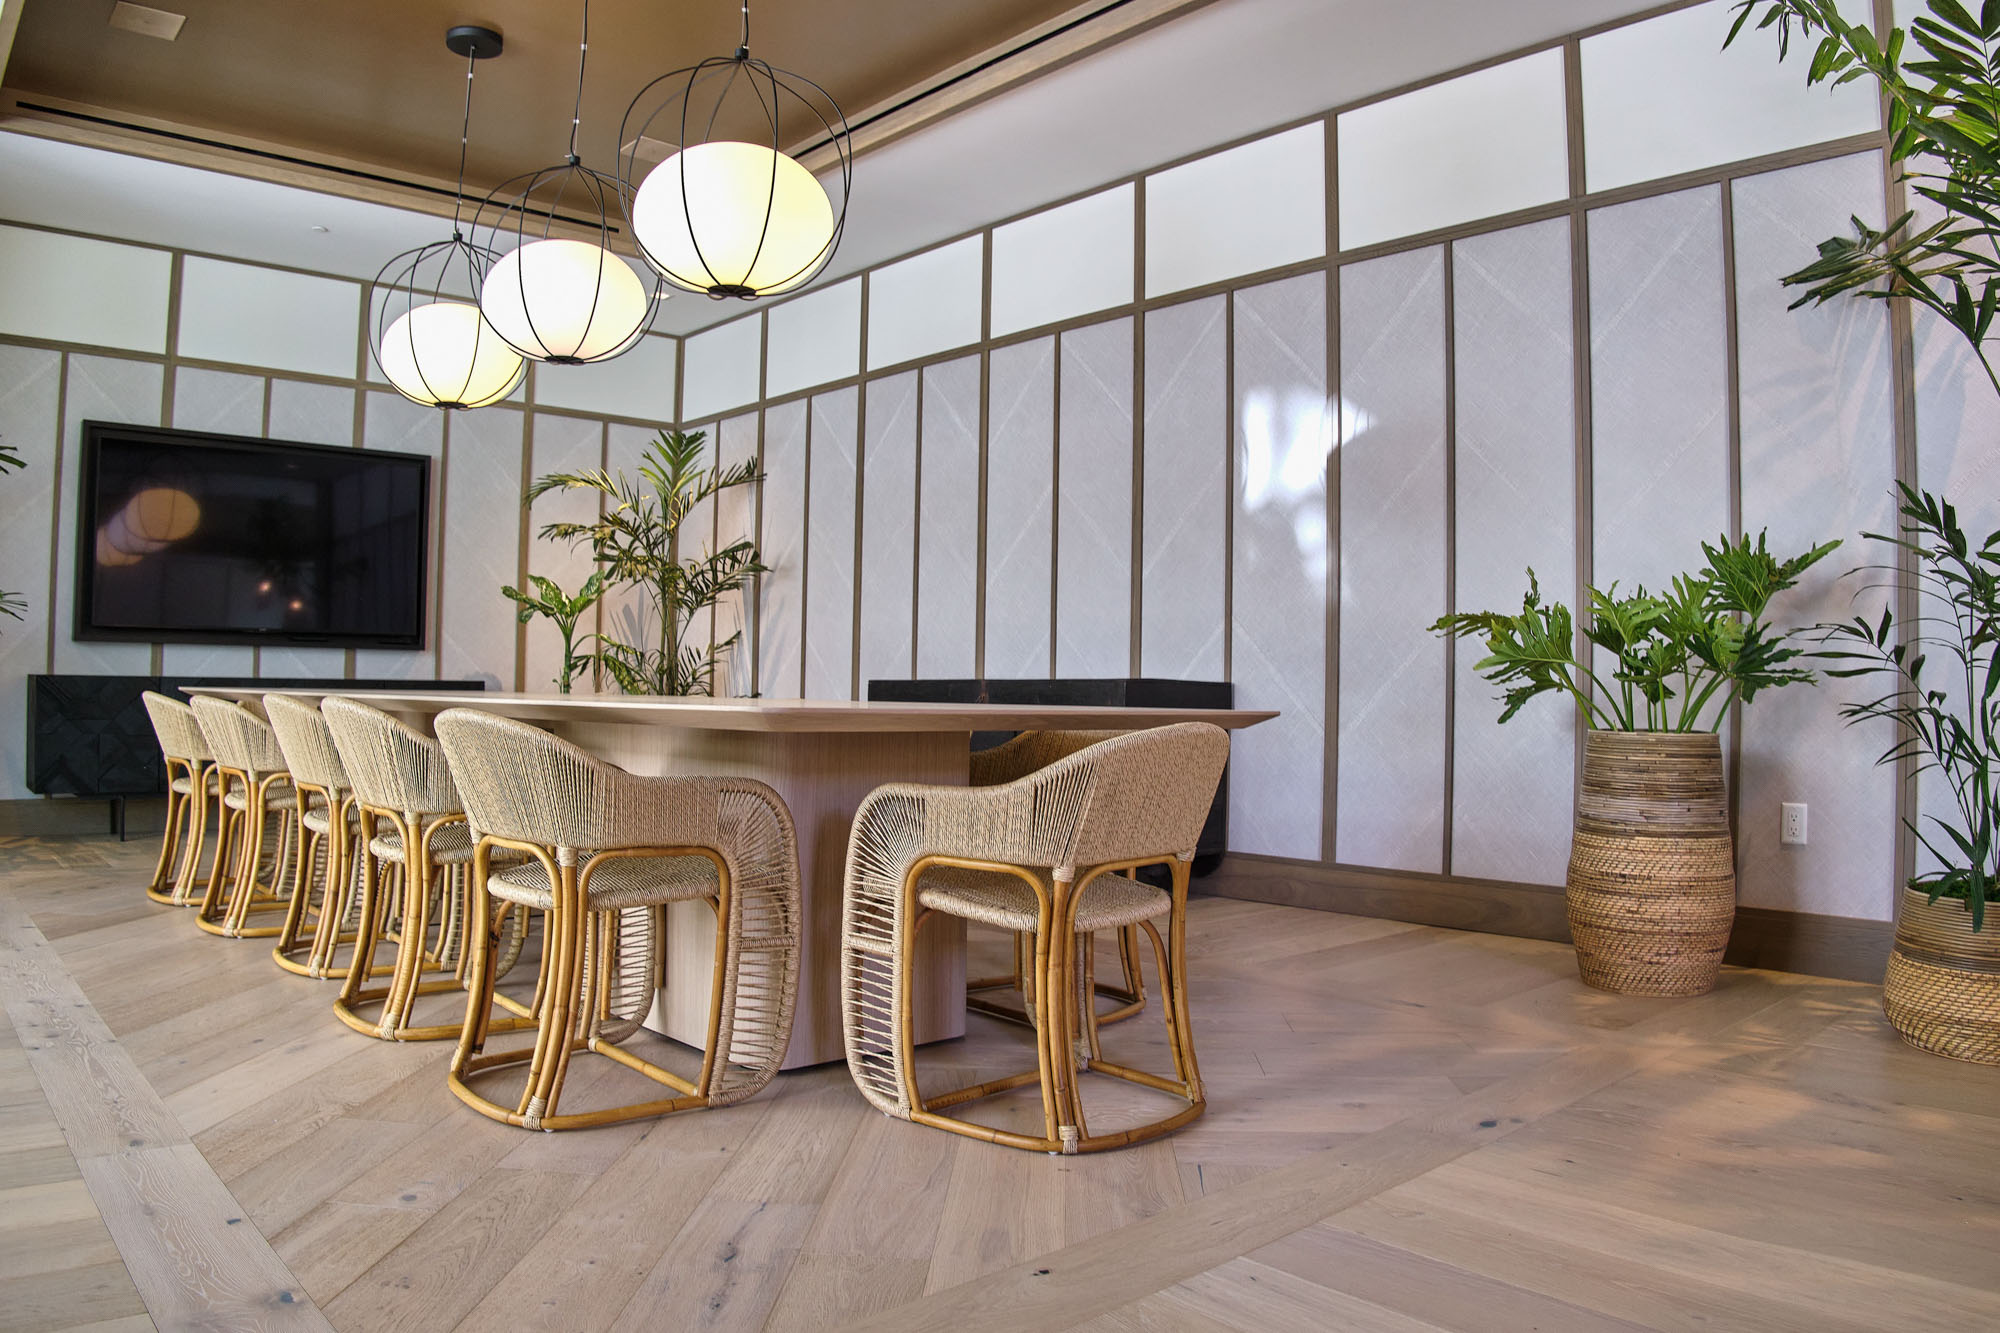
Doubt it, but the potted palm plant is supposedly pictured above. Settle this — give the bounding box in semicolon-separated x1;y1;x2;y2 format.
1;438;25;628
1730;0;2000;1060
1434;533;1837;995
525;428;764;696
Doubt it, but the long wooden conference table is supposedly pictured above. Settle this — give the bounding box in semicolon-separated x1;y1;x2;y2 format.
193;689;1276;1068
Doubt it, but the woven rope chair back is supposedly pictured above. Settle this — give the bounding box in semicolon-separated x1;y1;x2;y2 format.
969;730;1123;788
433;708;722;854
142;691;212;764
263;695;351;794
1033;723;1230;871
190;695;288;775
321;696;461;817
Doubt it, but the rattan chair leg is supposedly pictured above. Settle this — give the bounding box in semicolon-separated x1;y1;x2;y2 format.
168;768;214;906
145;760;187;903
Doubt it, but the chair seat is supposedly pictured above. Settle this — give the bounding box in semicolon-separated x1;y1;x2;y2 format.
917;866;1169;933
369;821;477;866
302;804;358;836
223;788;296;813
171;775;194;796
488;853;718;912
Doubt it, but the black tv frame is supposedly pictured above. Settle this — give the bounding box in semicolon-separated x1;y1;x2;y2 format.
73;421;432;650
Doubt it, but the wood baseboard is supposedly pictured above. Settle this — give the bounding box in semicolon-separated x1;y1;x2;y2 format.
1200;853;1891;985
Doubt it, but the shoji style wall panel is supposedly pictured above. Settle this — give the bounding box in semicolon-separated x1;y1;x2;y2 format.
1145;123;1325;298
1055;318;1134;677
1336;248;1446;873
353;391;444;681
439;406;525;689
52;355;162;675
520;413;601;692
682;314;763;421
859;371;918;687
917;355;980;678
1450;219;1576;886
1230;273;1328;860
259;378;356;678
597;422;668;691
0;226;170;353
713;412;760;697
1589;187;1730;597
1734;153;1898;920
160;367;266;676
804;387;859;699
1141;296;1226;679
532;333;677;422
767;279;861;401
991;185;1135;338
177;257;359;379
984;338;1055;678
869;238;983;371
0;345;62;798
758;401;809;698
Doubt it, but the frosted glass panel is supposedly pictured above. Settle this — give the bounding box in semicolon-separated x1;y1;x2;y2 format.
918;355;980;678
713;413;761;697
353;392;445;681
805;388;859;699
532;333;678;422
54;355;161;675
758;401;808;698
1589;187;1729;598
1734;153;1897;921
766;278;861;400
0;346;63;798
521;414;601;691
985;338;1055;678
172;368;264;435
1450;219;1575;886
439;406;526;689
991;184;1134;338
0;225;170;353
859;372;918;686
681;314;762;420
267;379;354;447
1140;296;1226;678
1335;248;1446;873
868;237;984;370
1582;0;1878;192
1338;50;1567;251
1230;274;1328;861
177;256;360;378
1146;123;1325;297
1055;318;1133;677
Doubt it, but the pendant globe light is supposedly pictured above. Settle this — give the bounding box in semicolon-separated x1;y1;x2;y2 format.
474;0;662;363
618;0;851;299
369;26;525;411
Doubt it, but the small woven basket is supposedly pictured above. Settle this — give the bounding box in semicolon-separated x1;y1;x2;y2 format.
1565;730;1736;997
1883;886;2000;1065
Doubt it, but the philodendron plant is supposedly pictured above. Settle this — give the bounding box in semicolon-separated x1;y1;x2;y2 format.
1433;532;1839;732
502;571;607;694
0;438;24;627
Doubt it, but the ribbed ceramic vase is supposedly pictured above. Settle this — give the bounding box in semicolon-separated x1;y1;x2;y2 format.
1565;730;1736;996
1882;887;2000;1064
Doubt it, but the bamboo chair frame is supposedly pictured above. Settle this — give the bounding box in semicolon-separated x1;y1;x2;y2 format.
142;692;218;907
190;697;299;940
265;695;367;979
840;722;1229;1155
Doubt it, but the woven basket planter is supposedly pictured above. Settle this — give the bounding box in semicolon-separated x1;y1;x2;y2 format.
1883;887;2000;1065
1565;730;1735;997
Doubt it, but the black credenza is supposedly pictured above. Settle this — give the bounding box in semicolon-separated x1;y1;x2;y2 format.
865;677;1230;871
25;674;486;832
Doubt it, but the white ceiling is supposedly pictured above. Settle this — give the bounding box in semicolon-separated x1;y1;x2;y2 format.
0;0;1663;336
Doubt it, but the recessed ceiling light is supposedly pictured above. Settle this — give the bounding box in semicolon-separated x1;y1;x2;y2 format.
108;3;187;41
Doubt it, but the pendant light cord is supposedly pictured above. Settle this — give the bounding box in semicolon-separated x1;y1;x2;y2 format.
567;0;590;163
737;0;750;59
450;46;477;239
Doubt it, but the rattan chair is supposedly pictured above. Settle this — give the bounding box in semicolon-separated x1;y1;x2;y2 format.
140;691;218;907
263;695;368;979
322;696;513;1042
190;695;300;939
841;722;1229;1154
434;708;802;1131
965;731;1149;1029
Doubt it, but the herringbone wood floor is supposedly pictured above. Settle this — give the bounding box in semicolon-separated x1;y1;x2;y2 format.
4;832;1998;1332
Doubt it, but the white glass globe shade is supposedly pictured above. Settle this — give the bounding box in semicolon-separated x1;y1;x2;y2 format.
96;529;141;568
631;141;835;297
107;486;200;556
378;299;525;409
480;238;650;362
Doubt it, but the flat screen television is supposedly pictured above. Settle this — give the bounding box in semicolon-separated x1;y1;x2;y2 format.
75;421;431;649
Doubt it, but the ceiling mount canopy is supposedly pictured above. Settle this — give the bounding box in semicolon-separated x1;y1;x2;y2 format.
473;0;662;365
619;0;852;300
368;24;526;411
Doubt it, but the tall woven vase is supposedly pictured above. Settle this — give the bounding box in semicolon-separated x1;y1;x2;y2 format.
1882;888;2000;1064
1566;730;1735;996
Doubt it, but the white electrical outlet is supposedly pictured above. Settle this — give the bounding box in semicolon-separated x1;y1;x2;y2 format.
1781;802;1808;846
